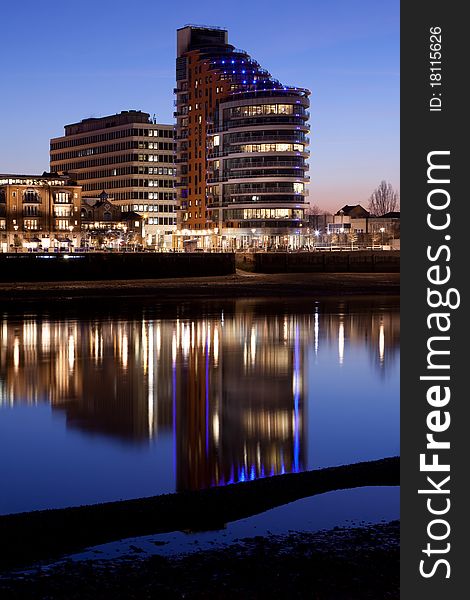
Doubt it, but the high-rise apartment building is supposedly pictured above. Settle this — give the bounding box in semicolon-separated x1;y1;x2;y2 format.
50;111;177;249
175;26;310;250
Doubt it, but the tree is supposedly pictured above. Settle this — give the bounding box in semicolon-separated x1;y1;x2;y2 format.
305;203;331;216
368;181;399;216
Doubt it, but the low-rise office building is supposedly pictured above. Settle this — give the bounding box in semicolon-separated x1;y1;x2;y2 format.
50;110;177;249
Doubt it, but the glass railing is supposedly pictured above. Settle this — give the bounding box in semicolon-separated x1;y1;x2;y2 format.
229;160;308;169
229;171;309;180
225;117;309;129
209;148;310;158
207;172;309;183
228;136;308;146
228;187;305;195
222;88;310;102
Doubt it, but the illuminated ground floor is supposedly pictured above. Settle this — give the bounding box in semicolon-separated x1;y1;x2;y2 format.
1;232;83;253
173;227;308;252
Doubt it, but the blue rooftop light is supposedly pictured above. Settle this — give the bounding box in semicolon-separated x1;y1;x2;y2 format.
231;60;235;64
222;60;225;64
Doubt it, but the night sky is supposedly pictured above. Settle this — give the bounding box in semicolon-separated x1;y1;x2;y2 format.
0;0;399;212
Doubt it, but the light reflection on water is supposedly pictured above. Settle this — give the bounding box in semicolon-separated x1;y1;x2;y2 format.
0;298;399;514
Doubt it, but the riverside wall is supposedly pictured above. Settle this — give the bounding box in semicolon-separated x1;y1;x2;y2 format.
0;252;236;283
236;251;400;273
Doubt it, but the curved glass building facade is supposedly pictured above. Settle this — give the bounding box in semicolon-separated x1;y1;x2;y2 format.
175;25;310;250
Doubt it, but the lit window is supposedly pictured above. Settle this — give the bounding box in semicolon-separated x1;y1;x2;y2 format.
55;192;71;204
24;219;39;230
56;219;69;230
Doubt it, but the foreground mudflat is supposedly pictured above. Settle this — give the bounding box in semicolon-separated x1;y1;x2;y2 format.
0;522;399;599
0;271;399;305
0;458;398;570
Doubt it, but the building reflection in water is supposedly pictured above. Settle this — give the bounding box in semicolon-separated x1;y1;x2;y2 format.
0;300;399;493
173;307;306;492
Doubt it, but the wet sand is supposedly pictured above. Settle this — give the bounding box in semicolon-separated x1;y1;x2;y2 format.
0;457;398;572
0;271;399;305
0;521;399;599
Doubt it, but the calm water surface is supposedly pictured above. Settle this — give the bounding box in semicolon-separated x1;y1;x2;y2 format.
0;297;399;515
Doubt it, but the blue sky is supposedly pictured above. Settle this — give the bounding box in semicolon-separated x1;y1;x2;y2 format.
0;0;399;212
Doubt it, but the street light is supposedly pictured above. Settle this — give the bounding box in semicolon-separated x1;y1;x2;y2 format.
251;228;256;250
380;227;385;249
314;229;320;250
13;224;19;253
122;225;128;252
69;225;74;252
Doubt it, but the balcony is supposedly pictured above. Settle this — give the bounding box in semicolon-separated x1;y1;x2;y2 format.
225;148;310;157
229;187;305;195
206;126;226;135
224;199;306;209
230;160;308;169
207;172;309;184
226;88;310;102
228;134;308;145
226;116;309;128
23;210;43;218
